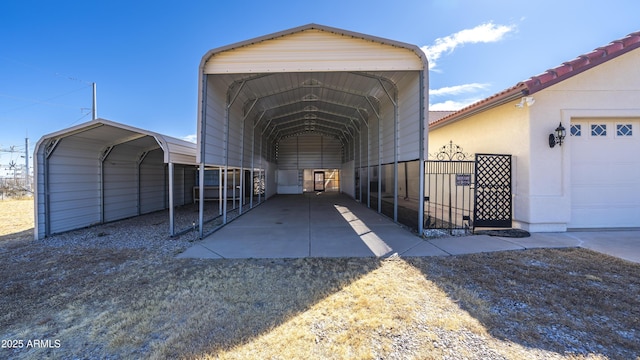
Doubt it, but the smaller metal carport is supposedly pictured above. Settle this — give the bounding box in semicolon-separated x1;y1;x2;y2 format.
34;118;197;239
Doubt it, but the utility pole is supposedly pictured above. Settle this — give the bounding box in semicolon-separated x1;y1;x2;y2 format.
25;137;30;192
92;82;98;120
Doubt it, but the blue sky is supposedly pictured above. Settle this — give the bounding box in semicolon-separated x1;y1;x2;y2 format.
1;0;639;166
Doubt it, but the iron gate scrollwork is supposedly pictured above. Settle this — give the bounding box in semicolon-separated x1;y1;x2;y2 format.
424;142;512;233
473;154;512;228
424;142;475;232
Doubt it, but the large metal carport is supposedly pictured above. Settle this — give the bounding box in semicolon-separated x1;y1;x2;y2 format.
34;118;197;239
197;24;428;237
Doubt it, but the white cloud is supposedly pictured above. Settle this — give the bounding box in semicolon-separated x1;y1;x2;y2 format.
430;83;489;97
430;98;481;111
421;22;516;70
181;134;197;143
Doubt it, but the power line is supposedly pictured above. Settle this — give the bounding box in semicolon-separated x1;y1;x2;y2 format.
68;112;92;127
0;55;95;118
0;145;24;153
0;84;93;115
0;55;92;85
55;72;93;85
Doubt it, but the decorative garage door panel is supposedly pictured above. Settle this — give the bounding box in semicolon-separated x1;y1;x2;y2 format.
569;120;640;228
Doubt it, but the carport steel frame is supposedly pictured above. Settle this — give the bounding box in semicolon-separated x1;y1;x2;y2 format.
196;24;428;237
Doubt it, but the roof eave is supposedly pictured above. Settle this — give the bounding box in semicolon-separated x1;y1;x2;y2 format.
429;84;528;130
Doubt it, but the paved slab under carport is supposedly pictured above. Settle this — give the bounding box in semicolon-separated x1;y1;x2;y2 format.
178;192;445;259
177;193;640;262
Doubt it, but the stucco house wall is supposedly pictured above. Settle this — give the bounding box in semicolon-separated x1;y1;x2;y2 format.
428;98;532;229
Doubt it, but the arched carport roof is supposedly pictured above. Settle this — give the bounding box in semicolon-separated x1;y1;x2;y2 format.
197;23;429;163
36;118;196;165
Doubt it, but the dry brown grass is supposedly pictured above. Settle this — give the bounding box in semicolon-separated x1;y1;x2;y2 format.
408;250;640;359
204;256;495;360
0;198;33;240
1;200;639;359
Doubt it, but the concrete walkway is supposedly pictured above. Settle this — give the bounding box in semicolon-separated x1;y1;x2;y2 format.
406;229;640;263
177;193;640;263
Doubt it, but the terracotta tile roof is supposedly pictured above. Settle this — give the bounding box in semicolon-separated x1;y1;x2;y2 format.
430;31;640;129
523;31;640;93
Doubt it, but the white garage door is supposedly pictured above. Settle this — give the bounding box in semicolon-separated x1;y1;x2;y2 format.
569;119;640;228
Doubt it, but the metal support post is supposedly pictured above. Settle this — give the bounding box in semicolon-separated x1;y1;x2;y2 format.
168;162;175;236
418;71;427;234
198;163;205;238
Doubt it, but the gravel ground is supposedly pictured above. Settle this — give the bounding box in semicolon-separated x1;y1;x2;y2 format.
36;209;198;256
27;201;245;257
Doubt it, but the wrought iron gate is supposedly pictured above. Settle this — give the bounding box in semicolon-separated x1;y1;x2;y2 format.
424;159;475;231
424;142;512;233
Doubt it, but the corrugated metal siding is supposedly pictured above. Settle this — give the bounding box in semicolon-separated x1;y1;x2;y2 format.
182;165;197;204
204;29;423;74
369;114;380;164
266;161;277;198
342;160;355;197
276;169;301;194
203;77;227;166
173;165;185;206
226;105;244;167
380;96;396;164
140;149;166;214
397;73;421;161
165;138;197;165
47;137;101;234
277;135;342;170
242;116;254;166
103;145;138;222
172;165;197;206
276;137;298;170
218;102;259;169
353;126;366;168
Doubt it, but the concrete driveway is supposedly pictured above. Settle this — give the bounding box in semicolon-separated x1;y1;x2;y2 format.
178;192;442;259
178;192;640;263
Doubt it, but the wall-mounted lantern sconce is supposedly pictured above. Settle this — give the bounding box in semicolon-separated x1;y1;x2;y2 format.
548;122;566;148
